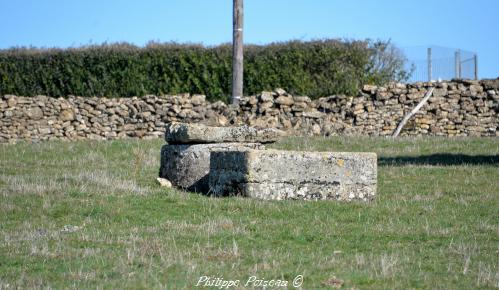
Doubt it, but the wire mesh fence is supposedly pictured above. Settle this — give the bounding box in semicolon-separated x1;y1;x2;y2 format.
402;46;477;82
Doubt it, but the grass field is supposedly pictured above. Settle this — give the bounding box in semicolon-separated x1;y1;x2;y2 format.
1;136;498;289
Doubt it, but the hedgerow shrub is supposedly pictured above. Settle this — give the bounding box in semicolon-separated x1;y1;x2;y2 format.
0;39;409;102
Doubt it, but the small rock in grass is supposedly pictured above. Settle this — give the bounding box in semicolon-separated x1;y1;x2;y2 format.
60;225;81;233
156;177;172;188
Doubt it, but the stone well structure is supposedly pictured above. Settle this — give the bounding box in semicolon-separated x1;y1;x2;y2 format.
160;123;377;201
159;123;282;193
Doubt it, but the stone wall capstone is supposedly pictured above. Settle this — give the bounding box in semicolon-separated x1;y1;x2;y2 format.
1;79;498;143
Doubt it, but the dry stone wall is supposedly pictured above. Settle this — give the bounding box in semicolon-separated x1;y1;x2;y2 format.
1;79;498;142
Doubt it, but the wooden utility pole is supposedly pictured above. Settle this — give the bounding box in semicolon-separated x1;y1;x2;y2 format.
232;0;243;105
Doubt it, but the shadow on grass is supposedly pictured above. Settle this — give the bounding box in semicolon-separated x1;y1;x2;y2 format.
379;154;499;166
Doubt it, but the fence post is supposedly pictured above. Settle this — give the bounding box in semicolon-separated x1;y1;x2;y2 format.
455;50;461;79
427;47;432;82
474;54;478;80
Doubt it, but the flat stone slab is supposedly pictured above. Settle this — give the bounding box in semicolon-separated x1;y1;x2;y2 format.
209;149;377;201
159;143;265;193
165;123;285;144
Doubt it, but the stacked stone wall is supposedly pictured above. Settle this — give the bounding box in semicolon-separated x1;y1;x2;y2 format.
1;79;498;142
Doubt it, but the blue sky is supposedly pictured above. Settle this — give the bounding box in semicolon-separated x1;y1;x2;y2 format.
1;0;498;78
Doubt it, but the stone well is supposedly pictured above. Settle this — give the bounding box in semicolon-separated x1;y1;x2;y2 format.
160;123;377;201
159;123;283;193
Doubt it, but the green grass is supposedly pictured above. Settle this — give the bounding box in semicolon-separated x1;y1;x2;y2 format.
1;137;498;289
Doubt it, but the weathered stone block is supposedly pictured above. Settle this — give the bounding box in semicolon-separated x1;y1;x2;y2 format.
209;149;377;201
275;96;294;106
259;91;275;102
165;123;285;144
159;143;265;193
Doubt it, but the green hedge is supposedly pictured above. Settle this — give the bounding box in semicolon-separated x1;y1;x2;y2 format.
0;39;408;102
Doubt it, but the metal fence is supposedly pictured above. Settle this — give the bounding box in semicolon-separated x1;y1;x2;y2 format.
402;46;478;82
